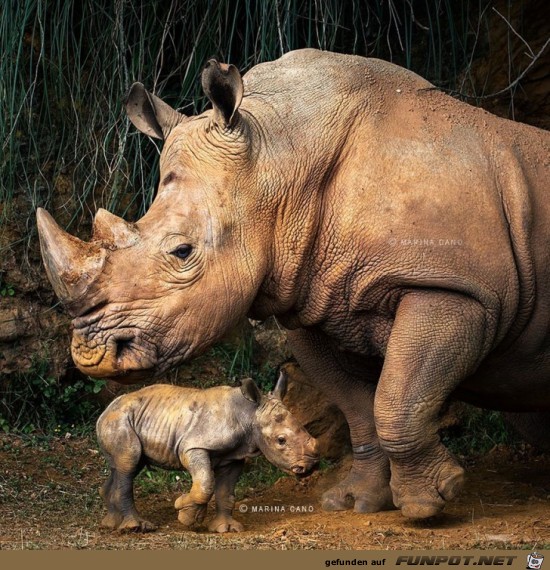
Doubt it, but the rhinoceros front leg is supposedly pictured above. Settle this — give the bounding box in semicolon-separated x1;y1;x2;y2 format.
287;328;394;513
207;460;245;533
174;449;214;527
375;291;489;520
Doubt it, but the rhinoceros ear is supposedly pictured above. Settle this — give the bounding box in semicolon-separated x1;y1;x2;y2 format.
240;378;262;404
125;82;185;140
272;369;288;401
201;59;243;129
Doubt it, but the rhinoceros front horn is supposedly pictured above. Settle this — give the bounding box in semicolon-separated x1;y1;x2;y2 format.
36;208;107;307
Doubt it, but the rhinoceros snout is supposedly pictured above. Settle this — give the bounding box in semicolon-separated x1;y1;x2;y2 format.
291;456;319;477
291;438;320;476
70;326;158;384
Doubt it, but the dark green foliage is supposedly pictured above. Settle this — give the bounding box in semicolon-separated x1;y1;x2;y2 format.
208;330;277;392
1;0;505;230
441;407;518;456
0;358;106;433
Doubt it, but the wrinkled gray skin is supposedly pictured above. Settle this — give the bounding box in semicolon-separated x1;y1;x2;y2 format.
96;372;319;532
37;49;550;520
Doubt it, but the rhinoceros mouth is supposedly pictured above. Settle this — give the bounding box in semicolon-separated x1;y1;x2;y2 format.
70;325;161;383
290;458;319;477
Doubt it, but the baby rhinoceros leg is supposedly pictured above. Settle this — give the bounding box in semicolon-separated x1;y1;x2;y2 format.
101;468;157;532
174;449;214;528
97;415;156;532
99;470;123;529
208;460;245;533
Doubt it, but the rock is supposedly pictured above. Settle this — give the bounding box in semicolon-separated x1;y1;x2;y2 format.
0;308;28;342
0;297;71;377
280;361;350;460
250;317;292;366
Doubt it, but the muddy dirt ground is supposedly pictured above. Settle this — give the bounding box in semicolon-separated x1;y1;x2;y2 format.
0;434;548;550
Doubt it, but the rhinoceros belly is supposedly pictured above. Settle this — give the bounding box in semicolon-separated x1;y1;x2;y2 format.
138;430;185;470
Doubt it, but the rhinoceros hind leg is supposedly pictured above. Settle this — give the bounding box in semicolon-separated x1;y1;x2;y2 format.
503;411;550;452
102;468;156;532
99;470;123;529
98;426;154;531
117;513;157;532
100;511;123;529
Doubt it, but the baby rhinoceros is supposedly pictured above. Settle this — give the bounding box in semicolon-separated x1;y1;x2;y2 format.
96;371;319;533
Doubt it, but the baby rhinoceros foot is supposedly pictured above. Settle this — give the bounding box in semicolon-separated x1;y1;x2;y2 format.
391;451;465;520
116;515;157;533
100;512;123;530
175;494;208;528
322;465;395;513
208;514;244;533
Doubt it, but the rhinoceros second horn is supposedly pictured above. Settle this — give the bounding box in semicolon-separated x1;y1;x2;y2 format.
92;208;139;248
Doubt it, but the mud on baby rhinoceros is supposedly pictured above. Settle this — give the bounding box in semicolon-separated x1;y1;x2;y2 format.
96;371;319;533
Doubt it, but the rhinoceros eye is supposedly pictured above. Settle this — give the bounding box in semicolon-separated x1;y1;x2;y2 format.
170;244;193;260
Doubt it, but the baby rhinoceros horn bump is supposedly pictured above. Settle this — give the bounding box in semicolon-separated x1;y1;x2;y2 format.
36;208;107;307
92;208;139;248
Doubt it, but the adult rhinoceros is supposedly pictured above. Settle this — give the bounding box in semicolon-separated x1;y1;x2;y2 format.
37;49;550;520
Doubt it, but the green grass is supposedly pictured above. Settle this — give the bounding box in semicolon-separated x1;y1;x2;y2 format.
136;466;192;496
441;406;518;457
172;322;279;393
0;356;106;434
134;455;287;501
207;333;278;392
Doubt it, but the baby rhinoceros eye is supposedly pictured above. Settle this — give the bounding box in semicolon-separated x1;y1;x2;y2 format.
170;244;193;260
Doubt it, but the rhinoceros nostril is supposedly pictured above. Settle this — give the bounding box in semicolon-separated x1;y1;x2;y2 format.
116;338;134;362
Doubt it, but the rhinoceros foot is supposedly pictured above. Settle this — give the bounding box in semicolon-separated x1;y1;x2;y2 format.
176;499;208;528
390;452;465;520
207;514;244;533
100;512;123;529
321;464;395;513
116;515;157;532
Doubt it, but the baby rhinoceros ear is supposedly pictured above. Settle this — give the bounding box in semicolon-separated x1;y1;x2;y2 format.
240;377;262;404
201;59;243;129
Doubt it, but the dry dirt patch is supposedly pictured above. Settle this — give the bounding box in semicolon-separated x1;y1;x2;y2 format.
0;435;548;550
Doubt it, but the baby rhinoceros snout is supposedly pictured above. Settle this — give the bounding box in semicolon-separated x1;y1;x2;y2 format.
291;436;320;477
